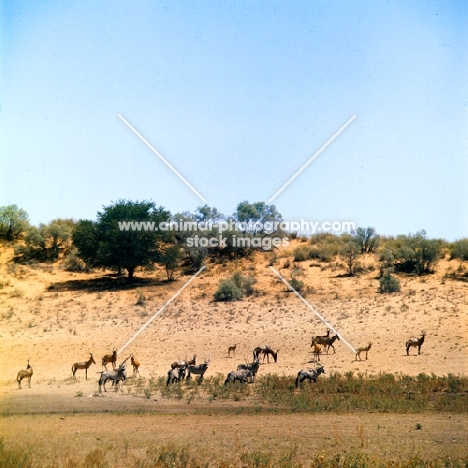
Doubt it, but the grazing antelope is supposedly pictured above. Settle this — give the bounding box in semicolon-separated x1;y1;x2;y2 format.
253;345;279;363
71;353;96;380
406;331;426;355
355;342;372;361
228;344;237;358
186;358;210;383
102;349;117;370
237;359;261;378
98;364;126;392
130;354;140;376
17;359;33;389
310;339;322;362
224;368;254;385
295;364;326;388
166;366;186;386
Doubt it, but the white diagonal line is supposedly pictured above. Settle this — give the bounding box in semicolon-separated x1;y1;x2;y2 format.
118;266;206;355
268;115;356;203
269;266;356;354
118;114;207;203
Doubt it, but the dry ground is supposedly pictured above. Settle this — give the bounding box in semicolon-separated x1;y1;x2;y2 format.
0;243;467;463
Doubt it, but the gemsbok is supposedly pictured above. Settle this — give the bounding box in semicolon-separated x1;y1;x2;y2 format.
166;366;186;386
295;364;326;388
98;364;126;392
102;349;117;370
17;359;33;389
406;331;426;355
224;368;254;385
237;359;261;378
72;353;96;380
355;342;372;361
186;358;210;383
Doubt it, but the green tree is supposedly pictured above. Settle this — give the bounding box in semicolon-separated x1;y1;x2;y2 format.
160;245;184;280
352;227;380;253
0;205;29;241
234;201;282;234
340;240;361;276
73;200;171;280
451;238;468;261
14;219;73;262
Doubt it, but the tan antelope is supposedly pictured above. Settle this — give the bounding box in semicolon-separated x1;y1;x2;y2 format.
102;349;117;370
355;342;372;361
17;359;33;389
227;344;237;358
310;339;322;362
71;353;96;379
130;354;140;376
406;331;426;355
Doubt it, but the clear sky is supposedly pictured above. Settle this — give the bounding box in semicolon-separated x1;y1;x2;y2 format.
1;1;467;240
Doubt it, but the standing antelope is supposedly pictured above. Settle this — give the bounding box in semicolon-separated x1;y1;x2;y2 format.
312;329;331;346
130;354;140;376
355;342;372;361
187;354;197;366
295;364;326;388
310;339;322;362
17;359;33;389
253;345;279;363
102;349;117;370
406;331;426;355
228;344;237;358
321;334;340;354
186;358;210;383
72;353;96;379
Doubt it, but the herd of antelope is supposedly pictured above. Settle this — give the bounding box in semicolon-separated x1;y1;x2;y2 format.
15;329;428;391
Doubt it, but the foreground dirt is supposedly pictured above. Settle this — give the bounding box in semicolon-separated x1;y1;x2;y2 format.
1;411;467;465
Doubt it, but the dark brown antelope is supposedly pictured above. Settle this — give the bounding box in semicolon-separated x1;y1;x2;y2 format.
253;345;279;363
321;334;340;354
406;331;426;355
72;353;96;379
355;342;372;361
227;344;237;358
311;329;331;346
17;359;33;389
102;349;117;370
130;354;140;376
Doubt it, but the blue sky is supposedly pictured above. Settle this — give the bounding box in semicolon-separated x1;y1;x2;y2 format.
1;0;467;240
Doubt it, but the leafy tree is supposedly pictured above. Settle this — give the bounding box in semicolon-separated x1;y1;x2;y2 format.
160;245;184;280
14;219;73;262
393;231;441;275
234;201;282;235
73;200;171;280
0;205;29;241
352;227;380;253
340;240;361;276
193;205;224;223
451;239;468;261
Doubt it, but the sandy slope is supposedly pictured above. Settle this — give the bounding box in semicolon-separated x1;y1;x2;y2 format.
0;243;467;393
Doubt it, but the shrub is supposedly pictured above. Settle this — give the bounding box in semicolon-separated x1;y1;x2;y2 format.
214;271;257;302
379;273;401;293
451;238;468;261
290;276;305;293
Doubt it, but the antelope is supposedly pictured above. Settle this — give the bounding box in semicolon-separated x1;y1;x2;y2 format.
310;339;322;362
17;359;33;389
355;342;372;361
228;344;237;358
186;357;210;383
187;354;197;366
295;364;326;388
171;356;187;370
98;364;126;392
311;329;331;346
253;345;279;363
71;353;96;379
237;359;261;378
406;331;426;355
102;349;117;370
130;354;140;376
166;366;186;386
224;368;254;385
321;334;340;354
